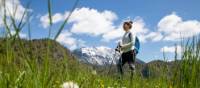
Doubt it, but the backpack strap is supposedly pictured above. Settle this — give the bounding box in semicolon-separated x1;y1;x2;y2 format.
128;32;132;41
128;32;139;54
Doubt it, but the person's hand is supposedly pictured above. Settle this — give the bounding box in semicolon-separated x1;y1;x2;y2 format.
115;48;119;51
118;42;123;48
115;42;121;51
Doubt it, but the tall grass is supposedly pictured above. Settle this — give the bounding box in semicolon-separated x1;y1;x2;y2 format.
170;37;200;88
0;0;199;88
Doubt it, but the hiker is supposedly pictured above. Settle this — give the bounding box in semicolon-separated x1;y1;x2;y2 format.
116;20;140;75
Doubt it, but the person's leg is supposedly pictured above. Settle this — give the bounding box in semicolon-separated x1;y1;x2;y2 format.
128;50;136;72
125;50;135;80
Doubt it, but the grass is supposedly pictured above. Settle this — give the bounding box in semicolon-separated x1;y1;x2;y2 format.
0;0;200;88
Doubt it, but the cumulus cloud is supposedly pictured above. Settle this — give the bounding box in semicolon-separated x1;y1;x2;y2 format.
161;45;182;54
158;13;200;41
40;7;117;36
0;0;32;41
144;32;163;42
0;0;30;39
40;12;69;28
69;8;117;36
101;24;123;42
0;0;30;24
56;30;86;50
102;17;151;43
40;7;162;45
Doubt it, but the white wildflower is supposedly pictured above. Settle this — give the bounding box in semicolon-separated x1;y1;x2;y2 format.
61;81;79;88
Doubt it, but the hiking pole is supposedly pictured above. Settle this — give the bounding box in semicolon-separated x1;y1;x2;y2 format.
107;46;119;74
115;43;123;75
107;44;121;75
107;50;116;74
116;45;124;88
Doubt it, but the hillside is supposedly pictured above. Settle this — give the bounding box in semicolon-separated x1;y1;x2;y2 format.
0;38;176;78
0;38;72;61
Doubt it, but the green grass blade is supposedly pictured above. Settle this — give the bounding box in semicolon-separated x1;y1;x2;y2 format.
54;0;79;40
48;0;53;26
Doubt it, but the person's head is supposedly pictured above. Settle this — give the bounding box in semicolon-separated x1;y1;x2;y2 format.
123;21;133;32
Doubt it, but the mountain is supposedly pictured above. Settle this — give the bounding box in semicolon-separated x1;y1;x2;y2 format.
73;46;145;66
0;38;76;63
72;46;177;78
141;60;177;78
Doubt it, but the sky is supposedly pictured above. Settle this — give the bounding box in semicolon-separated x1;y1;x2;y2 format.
0;0;200;62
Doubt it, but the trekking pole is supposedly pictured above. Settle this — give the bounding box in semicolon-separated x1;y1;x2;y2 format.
107;44;121;75
107;51;116;75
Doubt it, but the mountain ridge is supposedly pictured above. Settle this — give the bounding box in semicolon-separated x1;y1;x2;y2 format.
73;46;146;66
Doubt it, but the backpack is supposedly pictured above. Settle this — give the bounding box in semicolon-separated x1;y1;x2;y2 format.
129;33;140;54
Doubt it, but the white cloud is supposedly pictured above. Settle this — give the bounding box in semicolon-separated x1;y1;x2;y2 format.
101;24;123;42
158;13;200;41
41;8;120;50
69;7;117;36
56;30;86;50
40;13;68;28
40;7;117;36
0;0;32;33
102;17;151;43
144;32;163;42
161;45;182;54
0;0;29;22
0;0;28;39
40;7;161;44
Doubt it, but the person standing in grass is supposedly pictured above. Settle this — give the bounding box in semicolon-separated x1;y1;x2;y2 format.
116;20;139;75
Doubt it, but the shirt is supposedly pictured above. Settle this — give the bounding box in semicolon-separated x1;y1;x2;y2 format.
120;31;136;53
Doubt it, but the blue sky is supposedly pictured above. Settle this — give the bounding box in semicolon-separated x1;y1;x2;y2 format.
1;0;200;62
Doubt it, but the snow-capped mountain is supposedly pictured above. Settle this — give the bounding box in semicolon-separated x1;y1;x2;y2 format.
73;46;145;66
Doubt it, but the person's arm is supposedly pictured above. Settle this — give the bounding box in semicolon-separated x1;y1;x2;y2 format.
121;33;135;49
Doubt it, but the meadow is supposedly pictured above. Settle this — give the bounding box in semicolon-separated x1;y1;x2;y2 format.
0;0;199;88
